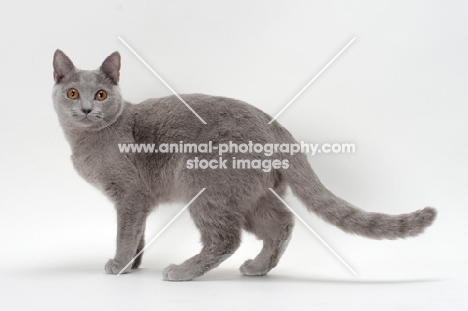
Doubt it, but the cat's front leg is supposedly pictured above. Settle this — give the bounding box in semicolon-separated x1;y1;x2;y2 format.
105;194;149;275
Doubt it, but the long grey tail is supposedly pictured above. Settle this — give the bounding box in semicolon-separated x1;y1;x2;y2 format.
284;153;437;240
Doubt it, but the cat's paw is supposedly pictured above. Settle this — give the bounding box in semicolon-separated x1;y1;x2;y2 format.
163;264;195;281
239;259;269;276
105;258;132;275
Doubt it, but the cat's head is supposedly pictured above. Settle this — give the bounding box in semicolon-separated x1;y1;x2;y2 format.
52;50;124;131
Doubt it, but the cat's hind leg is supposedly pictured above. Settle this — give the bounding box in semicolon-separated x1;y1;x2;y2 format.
240;187;294;276
163;199;242;281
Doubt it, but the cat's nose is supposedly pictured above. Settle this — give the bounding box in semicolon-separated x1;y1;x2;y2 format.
81;108;92;115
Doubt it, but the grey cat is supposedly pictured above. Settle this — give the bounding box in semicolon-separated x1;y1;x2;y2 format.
52;50;437;281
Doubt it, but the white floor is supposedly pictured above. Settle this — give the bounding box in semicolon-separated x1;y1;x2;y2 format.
2;246;467;311
3;267;467;311
1;185;466;311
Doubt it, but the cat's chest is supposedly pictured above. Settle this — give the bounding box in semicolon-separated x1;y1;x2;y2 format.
71;146;125;188
71;152;106;186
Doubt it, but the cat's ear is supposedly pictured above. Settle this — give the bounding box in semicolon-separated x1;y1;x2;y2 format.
53;49;75;83
100;52;121;85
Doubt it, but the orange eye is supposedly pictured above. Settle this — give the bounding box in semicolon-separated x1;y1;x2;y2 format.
95;90;107;101
67;88;79;99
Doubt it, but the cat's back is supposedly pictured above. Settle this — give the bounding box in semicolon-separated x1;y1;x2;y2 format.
130;94;283;143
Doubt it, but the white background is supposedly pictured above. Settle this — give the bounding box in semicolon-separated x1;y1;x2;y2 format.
1;0;467;310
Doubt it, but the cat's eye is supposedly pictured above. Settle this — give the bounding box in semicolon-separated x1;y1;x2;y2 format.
95;90;107;101
67;88;79;99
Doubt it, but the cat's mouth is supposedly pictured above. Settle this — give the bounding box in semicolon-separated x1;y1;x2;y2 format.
70;112;104;124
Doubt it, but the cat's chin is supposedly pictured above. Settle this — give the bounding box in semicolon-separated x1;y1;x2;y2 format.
70;116;109;130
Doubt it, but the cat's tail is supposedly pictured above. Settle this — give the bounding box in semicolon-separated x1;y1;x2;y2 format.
283;153;437;239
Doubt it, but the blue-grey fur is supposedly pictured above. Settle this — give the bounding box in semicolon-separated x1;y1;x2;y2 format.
52;50;437;281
